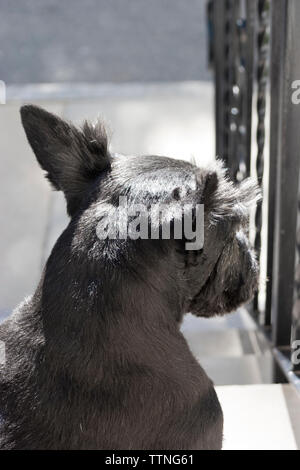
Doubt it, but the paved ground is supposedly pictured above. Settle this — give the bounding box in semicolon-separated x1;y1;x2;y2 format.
217;384;300;450
0;0;210;84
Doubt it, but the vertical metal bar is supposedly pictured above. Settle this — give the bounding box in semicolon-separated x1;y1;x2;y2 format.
265;0;287;325
213;0;226;160
271;0;300;348
207;0;214;68
244;0;256;177
227;0;239;176
291;170;300;372
253;0;271;314
222;0;235;166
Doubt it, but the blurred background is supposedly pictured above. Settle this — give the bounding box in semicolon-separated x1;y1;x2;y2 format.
0;0;299;450
0;0;210;83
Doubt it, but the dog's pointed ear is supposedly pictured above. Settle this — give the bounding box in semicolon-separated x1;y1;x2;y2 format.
201;171;218;203
20;105;111;216
195;169;219;208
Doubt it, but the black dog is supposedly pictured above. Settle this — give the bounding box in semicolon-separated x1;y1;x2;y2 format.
0;105;259;449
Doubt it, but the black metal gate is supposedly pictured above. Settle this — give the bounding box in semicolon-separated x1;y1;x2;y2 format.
208;0;300;389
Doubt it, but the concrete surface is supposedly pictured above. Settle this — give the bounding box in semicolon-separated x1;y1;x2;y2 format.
0;0;211;84
216;384;300;450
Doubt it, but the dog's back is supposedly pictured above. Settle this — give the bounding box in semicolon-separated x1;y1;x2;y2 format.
0;290;223;450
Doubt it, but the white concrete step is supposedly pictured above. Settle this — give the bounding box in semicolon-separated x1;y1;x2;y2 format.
216;384;300;450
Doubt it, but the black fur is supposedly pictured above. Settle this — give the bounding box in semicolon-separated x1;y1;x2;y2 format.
0;105;260;450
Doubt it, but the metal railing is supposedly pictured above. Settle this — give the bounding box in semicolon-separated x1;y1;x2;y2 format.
208;0;300;389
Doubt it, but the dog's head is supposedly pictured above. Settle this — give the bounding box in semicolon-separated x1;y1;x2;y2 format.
20;105;260;318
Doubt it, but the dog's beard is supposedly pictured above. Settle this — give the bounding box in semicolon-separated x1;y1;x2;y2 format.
189;240;258;318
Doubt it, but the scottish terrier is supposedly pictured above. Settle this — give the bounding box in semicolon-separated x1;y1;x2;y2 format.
0;105;259;450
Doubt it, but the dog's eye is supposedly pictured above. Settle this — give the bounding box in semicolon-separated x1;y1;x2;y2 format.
172;187;181;201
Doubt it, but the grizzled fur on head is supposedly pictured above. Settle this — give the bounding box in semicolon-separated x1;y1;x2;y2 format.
0;105;260;450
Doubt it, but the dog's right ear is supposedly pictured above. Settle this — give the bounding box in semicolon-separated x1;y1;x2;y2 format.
20;105;111;216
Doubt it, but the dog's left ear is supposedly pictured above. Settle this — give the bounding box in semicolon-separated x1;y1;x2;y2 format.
20;105;110;216
200;171;219;204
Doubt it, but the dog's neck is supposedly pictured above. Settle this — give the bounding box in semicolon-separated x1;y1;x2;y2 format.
29;240;184;387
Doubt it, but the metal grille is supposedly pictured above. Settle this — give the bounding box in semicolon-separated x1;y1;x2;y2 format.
209;0;300;385
213;0;254;179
